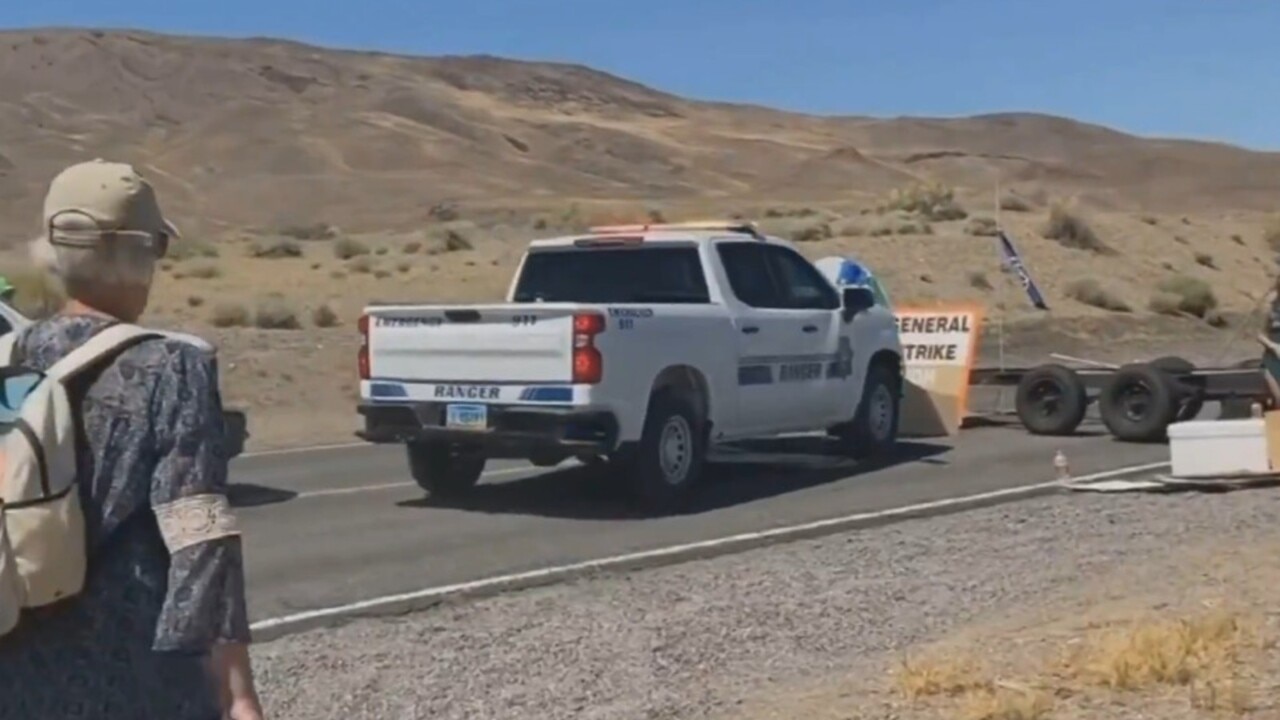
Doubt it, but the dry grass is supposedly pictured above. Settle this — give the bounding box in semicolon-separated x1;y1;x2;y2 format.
966;216;999;237
1264;217;1280;254
998;194;1033;213
249;237;303;259
1065;278;1131;312
333;237;370;260
168;240;220;261
956;686;1053;720
792;221;833;243
1150;275;1218;318
882;183;967;222
893;655;991;700
178;261;222;279
968;271;993;291
210;302;250;328
1042;205;1113;254
311;303;338;328
1195;251;1217;269
1060;609;1266;714
253;296;300;330
279;222;338;241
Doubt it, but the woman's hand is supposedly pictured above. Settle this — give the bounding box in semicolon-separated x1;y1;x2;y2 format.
225;697;265;720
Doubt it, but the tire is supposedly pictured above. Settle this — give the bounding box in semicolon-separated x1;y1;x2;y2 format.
529;450;568;468
838;361;901;460
406;442;486;498
1099;363;1179;442
624;391;706;511
1149;355;1204;422
1014;364;1087;436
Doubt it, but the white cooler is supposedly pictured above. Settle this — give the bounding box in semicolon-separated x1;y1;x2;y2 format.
1167;418;1270;478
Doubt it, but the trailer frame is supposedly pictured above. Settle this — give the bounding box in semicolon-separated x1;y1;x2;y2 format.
967;357;1267;442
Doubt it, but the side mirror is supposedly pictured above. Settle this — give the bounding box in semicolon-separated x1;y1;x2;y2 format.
841;286;875;322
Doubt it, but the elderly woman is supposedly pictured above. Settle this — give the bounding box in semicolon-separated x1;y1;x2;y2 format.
0;160;263;720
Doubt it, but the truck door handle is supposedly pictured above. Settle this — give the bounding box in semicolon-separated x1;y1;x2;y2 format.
802;325;818;333
741;325;760;335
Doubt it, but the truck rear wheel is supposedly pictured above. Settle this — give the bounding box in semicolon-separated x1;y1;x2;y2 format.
625;390;706;511
837;361;901;460
407;442;486;498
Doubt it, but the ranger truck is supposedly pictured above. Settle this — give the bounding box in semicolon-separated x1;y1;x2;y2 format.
357;221;904;510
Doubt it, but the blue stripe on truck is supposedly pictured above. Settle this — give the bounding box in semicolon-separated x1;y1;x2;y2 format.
518;386;574;403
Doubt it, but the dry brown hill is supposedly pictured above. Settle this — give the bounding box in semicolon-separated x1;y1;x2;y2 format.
3;27;1280;240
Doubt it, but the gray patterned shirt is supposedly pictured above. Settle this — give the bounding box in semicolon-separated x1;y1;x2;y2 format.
0;313;250;720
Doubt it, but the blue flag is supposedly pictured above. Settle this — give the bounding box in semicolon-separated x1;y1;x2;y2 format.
997;230;1049;311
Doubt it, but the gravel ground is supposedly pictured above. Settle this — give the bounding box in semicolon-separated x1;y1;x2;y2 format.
251;485;1280;720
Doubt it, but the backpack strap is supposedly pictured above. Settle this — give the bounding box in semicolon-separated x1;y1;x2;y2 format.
46;323;163;383
0;332;18;366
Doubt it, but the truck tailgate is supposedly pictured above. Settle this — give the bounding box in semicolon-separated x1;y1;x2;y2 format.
367;304;579;384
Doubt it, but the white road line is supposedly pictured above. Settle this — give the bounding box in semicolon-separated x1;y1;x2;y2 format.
293;466;543;499
240;441;367;459
249;459;1170;638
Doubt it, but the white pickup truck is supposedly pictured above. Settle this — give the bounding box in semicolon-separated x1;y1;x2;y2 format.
357;221;903;509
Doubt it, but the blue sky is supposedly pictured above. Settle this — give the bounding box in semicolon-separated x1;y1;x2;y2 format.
5;0;1278;150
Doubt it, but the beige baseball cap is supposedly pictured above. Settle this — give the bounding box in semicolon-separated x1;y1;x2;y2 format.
42;159;180;250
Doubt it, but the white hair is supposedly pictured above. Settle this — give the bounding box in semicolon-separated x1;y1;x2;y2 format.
29;214;157;295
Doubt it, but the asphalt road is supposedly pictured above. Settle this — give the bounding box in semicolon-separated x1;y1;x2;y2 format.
230;411;1172;623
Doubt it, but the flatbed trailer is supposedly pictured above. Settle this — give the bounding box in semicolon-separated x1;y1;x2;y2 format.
968;356;1267;442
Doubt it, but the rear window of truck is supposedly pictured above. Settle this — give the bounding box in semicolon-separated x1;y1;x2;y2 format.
512;246;711;304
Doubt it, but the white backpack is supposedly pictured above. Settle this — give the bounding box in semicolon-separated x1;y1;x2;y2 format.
0;323;159;637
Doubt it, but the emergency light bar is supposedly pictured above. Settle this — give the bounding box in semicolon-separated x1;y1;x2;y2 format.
587;220;764;240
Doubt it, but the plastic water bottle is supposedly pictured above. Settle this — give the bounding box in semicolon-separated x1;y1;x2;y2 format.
1251;402;1264;419
1053;450;1070;481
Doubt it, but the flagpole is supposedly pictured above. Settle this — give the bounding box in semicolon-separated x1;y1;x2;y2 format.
994;180;1006;374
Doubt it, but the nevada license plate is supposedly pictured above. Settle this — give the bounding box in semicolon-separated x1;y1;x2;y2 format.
445;403;488;430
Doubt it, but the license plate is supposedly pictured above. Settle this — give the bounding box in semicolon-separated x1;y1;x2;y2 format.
445;403;488;430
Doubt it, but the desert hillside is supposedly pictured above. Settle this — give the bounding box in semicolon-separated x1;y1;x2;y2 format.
1;28;1278;450
3;27;1280;238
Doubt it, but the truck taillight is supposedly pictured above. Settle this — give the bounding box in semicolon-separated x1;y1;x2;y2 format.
357;313;370;380
571;312;604;384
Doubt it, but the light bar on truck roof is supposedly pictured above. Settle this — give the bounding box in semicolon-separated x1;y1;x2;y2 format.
586;220;764;240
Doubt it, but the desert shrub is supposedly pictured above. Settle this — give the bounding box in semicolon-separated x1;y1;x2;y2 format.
1231;233;1244;245
375;246;388;256
4;268;64;318
210;302;249;328
1065;278;1131;312
998;194;1032;212
532;217;549;230
187;295;205;308
792;222;832;243
279;222;338;240
249;237;302;259
1042;205;1112;254
443;228;473;252
402;241;422;254
968;271;993;291
348;256;373;274
1194;252;1216;269
883;183;967;221
333;237;370;260
374;269;391;279
1173;235;1189;245
965;216;998;237
835;221;865;237
426;203;460;222
254;296;300;330
182;261;222;279
311;303;339;328
1264;217;1280;254
396;261;412;274
869;224;894;237
1150;275;1217;317
1140;215;1159;225
896;221;932;235
167;240;220;260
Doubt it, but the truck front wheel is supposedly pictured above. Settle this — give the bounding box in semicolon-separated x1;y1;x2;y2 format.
837;362;901;460
406;442;486;498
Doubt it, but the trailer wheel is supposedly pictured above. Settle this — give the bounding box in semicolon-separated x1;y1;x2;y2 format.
1100;363;1179;442
1015;364;1088;436
1150;355;1204;421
